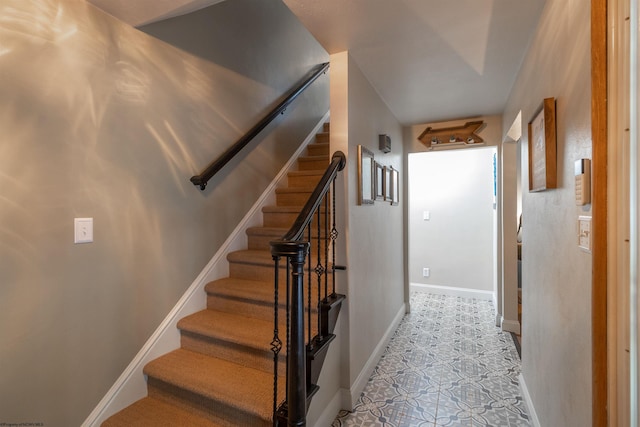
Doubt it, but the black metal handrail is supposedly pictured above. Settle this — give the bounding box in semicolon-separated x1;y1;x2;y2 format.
190;62;330;190
270;151;346;427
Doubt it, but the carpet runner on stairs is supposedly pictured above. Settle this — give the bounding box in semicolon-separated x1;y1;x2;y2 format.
102;123;331;426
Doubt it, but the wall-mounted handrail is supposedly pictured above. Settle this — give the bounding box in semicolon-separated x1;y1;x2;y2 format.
190;62;330;190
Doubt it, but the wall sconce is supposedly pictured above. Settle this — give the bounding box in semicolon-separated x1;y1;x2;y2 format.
379;134;391;153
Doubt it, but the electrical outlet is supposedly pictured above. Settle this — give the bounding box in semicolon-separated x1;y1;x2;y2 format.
423;267;430;278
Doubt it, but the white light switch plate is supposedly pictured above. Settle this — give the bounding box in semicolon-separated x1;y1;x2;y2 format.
74;218;93;244
578;216;591;252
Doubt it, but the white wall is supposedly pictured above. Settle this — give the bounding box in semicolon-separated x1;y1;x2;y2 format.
0;1;329;425
408;148;496;294
502;0;593;425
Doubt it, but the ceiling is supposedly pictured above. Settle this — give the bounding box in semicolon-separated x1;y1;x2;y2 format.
87;0;546;125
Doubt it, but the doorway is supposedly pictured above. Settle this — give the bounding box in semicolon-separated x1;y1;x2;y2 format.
407;147;497;301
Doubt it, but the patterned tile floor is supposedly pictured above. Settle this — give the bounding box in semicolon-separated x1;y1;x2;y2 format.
332;292;530;427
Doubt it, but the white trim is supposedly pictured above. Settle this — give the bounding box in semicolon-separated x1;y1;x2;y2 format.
311;388;344;427
500;318;521;335
82;112;330;427
519;373;541;427
410;283;494;302
346;303;406;409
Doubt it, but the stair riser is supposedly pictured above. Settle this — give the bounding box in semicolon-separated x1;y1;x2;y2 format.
315;132;329;143
276;191;313;206
207;295;275;322
180;333;285;373
298;158;328;171
147;378;272;427
249;234;330;252
229;262;289;282
306;143;329;157
207;295;324;325
229;258;336;283
262;211;328;228
287;173;323;188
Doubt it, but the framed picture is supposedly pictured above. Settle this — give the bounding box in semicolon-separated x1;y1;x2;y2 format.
357;145;375;205
528;98;557;192
383;166;392;201
390;167;399;206
374;161;385;201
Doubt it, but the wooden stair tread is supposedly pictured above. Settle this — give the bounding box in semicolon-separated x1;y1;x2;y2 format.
144;349;276;420
103;397;222;427
178;310;274;351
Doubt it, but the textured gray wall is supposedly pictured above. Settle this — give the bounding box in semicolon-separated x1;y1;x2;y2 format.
502;0;593;425
0;1;328;425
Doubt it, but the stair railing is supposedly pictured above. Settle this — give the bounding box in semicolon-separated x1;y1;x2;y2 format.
270;151;346;427
190;62;330;190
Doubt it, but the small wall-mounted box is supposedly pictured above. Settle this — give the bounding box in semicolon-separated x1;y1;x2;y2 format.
575;159;591;206
379;134;391;153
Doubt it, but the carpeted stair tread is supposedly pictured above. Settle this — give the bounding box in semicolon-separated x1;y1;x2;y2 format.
102;397;221;427
205;277;275;303
178;310;274;352
246;226;287;237
262;205;303;213
288;170;324;178
262;205;326;214
275;186;316;194
227;249;277;266
298;155;328;161
144;349;276;421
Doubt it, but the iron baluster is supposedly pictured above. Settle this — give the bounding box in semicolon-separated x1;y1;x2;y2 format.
272;256;283;426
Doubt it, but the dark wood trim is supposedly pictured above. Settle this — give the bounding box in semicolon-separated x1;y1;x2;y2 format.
591;0;608;425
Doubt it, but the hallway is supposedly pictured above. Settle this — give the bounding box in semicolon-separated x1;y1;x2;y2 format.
332;292;529;426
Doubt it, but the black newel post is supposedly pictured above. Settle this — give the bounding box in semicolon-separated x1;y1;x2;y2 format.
287;242;308;427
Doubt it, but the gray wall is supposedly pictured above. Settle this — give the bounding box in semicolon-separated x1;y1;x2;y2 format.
327;52;405;404
0;1;328;425
502;0;593;425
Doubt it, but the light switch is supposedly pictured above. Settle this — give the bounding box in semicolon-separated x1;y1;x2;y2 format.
74;218;93;244
423;211;430;221
578;216;591;252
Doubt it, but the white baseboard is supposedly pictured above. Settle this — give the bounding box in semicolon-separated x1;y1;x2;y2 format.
345;303;406;409
82;112;330;427
410;283;494;302
311;388;344;427
501;318;521;335
519;373;541;427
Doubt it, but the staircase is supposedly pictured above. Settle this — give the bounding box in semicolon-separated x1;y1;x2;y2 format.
103;124;335;426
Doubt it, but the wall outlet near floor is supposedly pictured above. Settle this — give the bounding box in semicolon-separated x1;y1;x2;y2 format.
423;267;430;277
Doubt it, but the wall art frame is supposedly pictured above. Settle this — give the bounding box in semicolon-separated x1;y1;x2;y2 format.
390;167;399;206
357;145;375;205
528;97;557;192
374;161;385;201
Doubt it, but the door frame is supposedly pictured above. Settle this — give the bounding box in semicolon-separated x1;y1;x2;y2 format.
592;0;609;425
